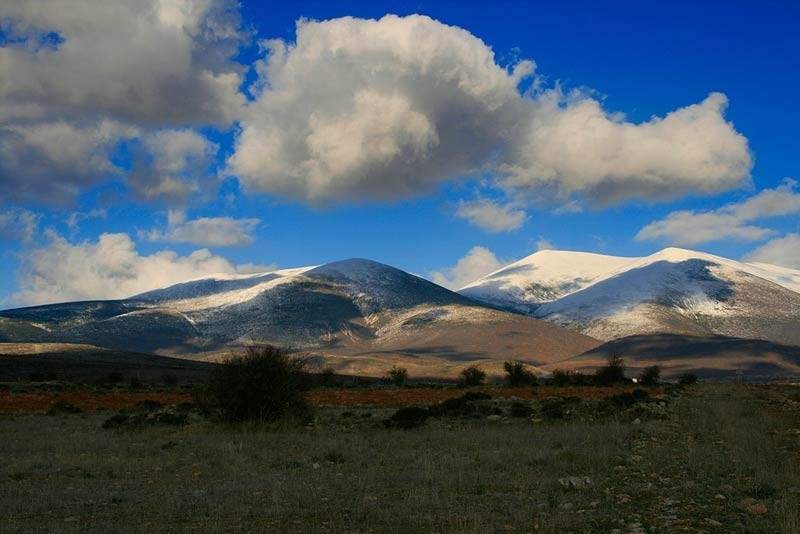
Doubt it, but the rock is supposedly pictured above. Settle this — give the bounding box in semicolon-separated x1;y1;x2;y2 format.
714;494;726;500
486;414;503;421
738;498;768;515
632;418;641;425
559;476;593;490
705;518;723;527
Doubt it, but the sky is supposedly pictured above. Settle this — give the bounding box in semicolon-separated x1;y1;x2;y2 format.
1;0;799;306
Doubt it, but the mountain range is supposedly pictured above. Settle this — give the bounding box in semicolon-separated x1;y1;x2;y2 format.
461;247;800;346
1;248;799;379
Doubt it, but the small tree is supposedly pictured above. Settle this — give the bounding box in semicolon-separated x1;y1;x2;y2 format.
201;345;311;422
319;367;337;387
504;361;538;387
594;355;627;386
459;365;486;387
638;365;661;386
387;366;408;387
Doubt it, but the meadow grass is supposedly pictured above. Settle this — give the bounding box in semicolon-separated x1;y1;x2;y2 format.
1;384;798;532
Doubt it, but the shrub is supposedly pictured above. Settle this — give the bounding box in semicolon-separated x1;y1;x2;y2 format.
105;372;124;384
678;372;698;385
548;369;593;387
387;366;408;387
129;377;142;389
503;361;538;387
638;365;661;386
319;368;337;387
161;374;178;387
384;406;429;429
199;345;312;423
459;366;486;387
594;356;627;386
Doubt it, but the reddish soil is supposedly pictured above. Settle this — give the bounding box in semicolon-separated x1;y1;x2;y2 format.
0;385;661;414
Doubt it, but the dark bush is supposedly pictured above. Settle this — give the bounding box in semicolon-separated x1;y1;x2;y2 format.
504;361;538;387
319;368;337;387
459;366;486;387
384;406;429;429
509;401;535;418
161;374;178;387
638;365;661;386
129;377;142;389
678;372;698;385
199;345;312;423
28;371;46;382
548;369;594;387
105;372;124;384
46;400;82;415
430;391;492;416
387;366;408;387
594;356;627;386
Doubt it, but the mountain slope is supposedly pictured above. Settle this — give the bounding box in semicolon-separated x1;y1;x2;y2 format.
553;333;800;380
461;247;800;345
0;259;598;368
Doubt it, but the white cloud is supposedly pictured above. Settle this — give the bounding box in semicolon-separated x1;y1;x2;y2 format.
130;129;219;203
0;120;136;204
144;210;260;247
66;208;107;232
0;0;246;125
228;14;533;203
455;199;526;232
13;231;251;305
0;207;38;243
429;246;505;289
744;234;800;269
636;180;800;245
0;1;244;204
229;14;751;207
503;91;752;204
536;237;554;251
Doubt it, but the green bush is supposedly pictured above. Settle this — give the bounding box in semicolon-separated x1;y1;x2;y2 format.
503;361;538;387
387;366;408;387
594;356;627;386
459;366;486;387
638;365;661;386
199;345;312;423
677;372;698;385
384;406;429;429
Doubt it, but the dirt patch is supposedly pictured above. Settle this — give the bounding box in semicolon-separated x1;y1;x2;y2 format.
0;385;663;413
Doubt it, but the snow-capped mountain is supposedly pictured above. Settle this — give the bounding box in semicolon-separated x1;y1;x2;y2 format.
0;259;598;363
460;247;800;345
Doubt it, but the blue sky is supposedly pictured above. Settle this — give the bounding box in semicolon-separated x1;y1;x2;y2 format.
1;1;799;305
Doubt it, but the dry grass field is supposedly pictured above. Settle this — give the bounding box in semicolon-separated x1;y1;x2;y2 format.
1;383;799;532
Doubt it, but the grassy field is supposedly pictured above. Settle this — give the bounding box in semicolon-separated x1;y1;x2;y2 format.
1;383;799;532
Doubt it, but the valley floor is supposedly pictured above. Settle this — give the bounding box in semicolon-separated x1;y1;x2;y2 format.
1;384;799;532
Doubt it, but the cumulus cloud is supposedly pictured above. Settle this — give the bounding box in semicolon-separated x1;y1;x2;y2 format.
429;246;505;289
455;199;526;232
13;231;251;305
130;129;219;203
636;180;800;245
0;120;136;204
744;234;800;269
229;14;751;207
229;14;533;203
503;91;752;204
144;210;260;247
0;207;38;242
0;0;244;204
0;0;246;125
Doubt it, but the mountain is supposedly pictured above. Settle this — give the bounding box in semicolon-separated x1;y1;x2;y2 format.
0;259;599;375
461;247;800;346
553;333;800;381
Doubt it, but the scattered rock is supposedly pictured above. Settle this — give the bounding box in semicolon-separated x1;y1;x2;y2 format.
738;498;768;515
559;476;593;490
